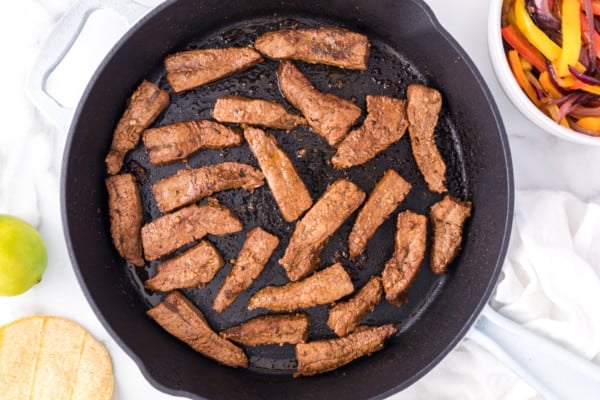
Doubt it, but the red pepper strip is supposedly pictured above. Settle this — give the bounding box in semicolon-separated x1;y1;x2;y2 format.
580;12;600;59
590;0;600;14
508;50;543;106
577;116;600;133
502;25;547;72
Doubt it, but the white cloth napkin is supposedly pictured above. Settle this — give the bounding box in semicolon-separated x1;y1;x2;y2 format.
397;191;600;400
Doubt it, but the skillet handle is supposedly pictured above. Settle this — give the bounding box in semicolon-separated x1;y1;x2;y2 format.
468;305;600;400
26;0;151;132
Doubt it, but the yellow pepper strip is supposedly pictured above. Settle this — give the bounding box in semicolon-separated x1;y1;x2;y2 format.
577;117;600;133
545;104;570;127
578;83;600;95
508;50;542;106
559;0;583;77
539;71;563;99
514;0;562;62
521;57;533;72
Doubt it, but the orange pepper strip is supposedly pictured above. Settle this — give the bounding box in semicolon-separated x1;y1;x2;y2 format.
577;116;600;132
508;50;542;106
539;71;563;98
502;25;547;72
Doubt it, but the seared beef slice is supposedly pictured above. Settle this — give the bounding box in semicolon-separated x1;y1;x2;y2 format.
213;95;306;130
430;195;472;274
145;240;224;292
141;199;242;261
277;61;361;146
406;84;447;194
106;80;169;175
382;211;427;306
254;27;370;70
152;162;264;213
213;227;279;313
143;120;243;165
244;127;313;222
248;263;354;312
221;314;309;346
295;324;397;377
348;170;411;259
327;276;383;337
106;173;144;266
147;291;248;368
165;47;263;93
332;96;408;169
280;179;365;281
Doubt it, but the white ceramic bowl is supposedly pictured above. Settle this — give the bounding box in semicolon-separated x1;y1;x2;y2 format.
488;0;600;145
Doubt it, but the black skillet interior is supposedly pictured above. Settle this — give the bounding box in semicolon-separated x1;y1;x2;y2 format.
62;0;513;399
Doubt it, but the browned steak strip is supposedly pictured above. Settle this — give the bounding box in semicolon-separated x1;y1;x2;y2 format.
105;173;144;266
332;96;408;169
141;198;242;261
213;227;280;313
277;61;361;146
152;162;265;213
244;127;313;222
143;120;243;165
294;324;397;377
144;241;224;292
248;263;354;312
213;95;307;130
147;291;248;368
327;276;383;337
220;314;309;346
406;84;447;194
382;211;427;306
254;27;370;70
430;195;472;275
348;170;412;259
106;80;169;175
279;179;365;281
165;47;263;93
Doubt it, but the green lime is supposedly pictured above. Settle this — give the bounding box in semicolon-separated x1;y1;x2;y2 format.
0;215;48;296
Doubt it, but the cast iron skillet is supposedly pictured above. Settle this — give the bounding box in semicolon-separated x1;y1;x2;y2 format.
61;0;513;399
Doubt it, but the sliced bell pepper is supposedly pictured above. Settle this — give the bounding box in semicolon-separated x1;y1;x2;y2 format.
588;0;600;15
539;71;563;98
580;11;600;59
577;83;600;95
514;0;562;62
559;0;583;76
576;116;600;131
502;25;547;72
508;50;542;106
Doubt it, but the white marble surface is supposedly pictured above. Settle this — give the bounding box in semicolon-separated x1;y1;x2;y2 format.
1;0;600;399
